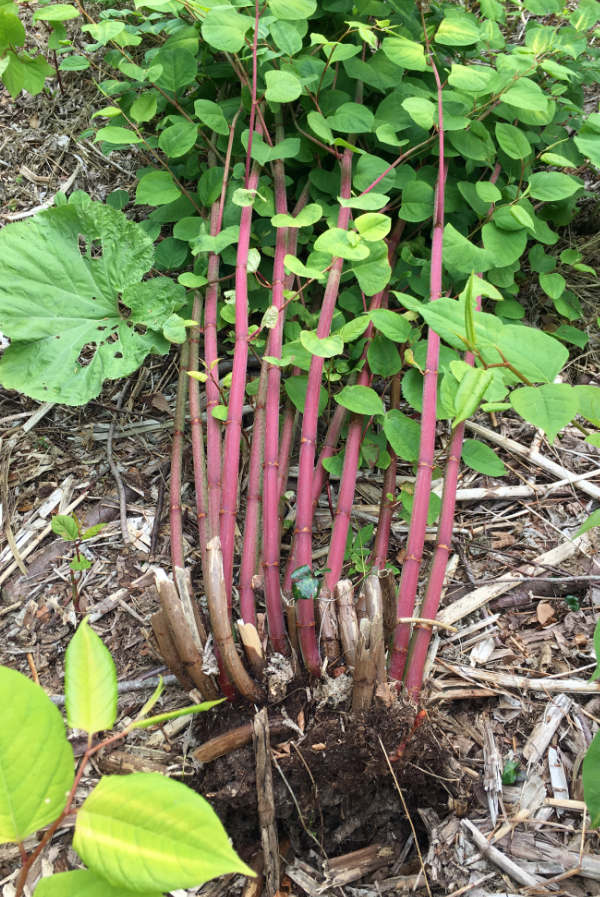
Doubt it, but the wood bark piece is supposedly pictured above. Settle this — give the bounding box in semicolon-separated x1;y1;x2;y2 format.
237;620;266;678
193;720;287;764
481;716;502;826
252;708;279;897
461;819;542;889
466;420;600;500
150;609;194;691
154;568;219;699
335;579;358;667
205;537;266;703
433;662;600;696
352;618;379;713
523;693;572;763
437;531;595;627
363;574;386;683
317;583;340;662
320;844;397;890
379;569;397;647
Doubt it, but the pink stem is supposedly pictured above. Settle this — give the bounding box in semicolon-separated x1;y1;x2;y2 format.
170;341;189;570
205;122;238;537
311;402;347;510
238;361;268;626
404;166;503;698
262;151;289;652
220;158;261;605
371;374;401;571
390;52;446;683
188;294;209;573
287;148;354;675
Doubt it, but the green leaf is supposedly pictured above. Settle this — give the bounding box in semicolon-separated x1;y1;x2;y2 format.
453;368;494;427
307;111;333;144
51;514;79;541
338;315;370;342
299;330;343;358
80;522;107;540
65;617;117;734
574;385;600;427
399;180;434;222
510;384;578;443
283;254;327;281
367;333;402;376
265;69;302;102
0;11;25;47
34;869;163;897
73;773;254;892
338;192;389;211
553;324;588;349
496;326;568;383
370;308;412;342
583;728;600;827
0;202;183;404
448;63;495;93
354;213;391;242
575;509;600;539
158;119;198;158
314;227;370;260
383;409;420;462
482;222;527;268
58;55;90;72
335;385;384;416
443;223;490;274
435;13;481;45
495;122;532;160
136;171;181;206
327;102;374;133
570;0;600;30
33;3;79;20
194;99;229;136
574;114;600;169
352;241;391;295
285;374;327;413
591;617;600;681
502;77;548;112
70;555;91;571
528;172;583;201
271;203;322;228
381;35;426;71
269;0;316;20
462;439;507;476
131;699;224;730
95;127;143;146
539;272;566;301
130;93;157;124
152;48;196;92
0;667;74;842
82;21;125;43
401;96;435;130
201;5;250;52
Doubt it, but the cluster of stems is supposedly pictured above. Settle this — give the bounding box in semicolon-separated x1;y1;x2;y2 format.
167;12;476;704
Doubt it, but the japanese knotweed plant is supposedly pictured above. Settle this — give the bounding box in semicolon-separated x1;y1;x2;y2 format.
2;0;600;699
1;618;252;897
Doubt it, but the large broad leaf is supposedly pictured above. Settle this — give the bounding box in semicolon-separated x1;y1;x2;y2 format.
65;617;118;735
383;409;420;462
0;200;185;404
583;728;600;827
510;383;578;442
335;385;384;416
0;667;74;842
495;325;568;383
34;869;162;897
73;773;254;892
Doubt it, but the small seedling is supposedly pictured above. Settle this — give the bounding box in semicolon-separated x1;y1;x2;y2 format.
51;514;106;611
501;758;520;785
0;617;251;897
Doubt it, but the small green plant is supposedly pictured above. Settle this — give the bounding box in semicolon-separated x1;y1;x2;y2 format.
501;757;520;785
51;514;107;610
1;617;252;897
345;524;376;578
582;618;600;827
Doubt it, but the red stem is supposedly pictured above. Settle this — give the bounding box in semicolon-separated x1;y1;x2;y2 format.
390;49;446;683
219;159;261;605
372;373;401;570
239;361;268;626
188;293;209;574
261;149;290;652
170;341;189;570
287;148;354;676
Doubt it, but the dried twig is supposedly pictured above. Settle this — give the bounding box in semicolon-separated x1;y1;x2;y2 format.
252;708;279;897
